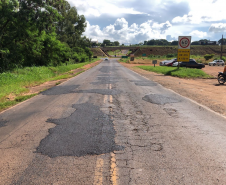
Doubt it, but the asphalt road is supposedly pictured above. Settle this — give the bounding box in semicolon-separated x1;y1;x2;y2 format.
1;59;226;184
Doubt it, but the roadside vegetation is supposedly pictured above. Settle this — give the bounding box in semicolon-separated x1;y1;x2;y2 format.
0;0;93;73
0;58;100;111
137;66;212;78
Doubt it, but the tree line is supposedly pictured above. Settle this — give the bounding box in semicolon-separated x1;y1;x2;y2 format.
0;0;92;73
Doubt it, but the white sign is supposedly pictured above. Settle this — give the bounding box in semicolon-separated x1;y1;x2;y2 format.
178;36;191;49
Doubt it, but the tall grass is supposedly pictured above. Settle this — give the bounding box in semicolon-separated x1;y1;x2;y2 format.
0;58;100;110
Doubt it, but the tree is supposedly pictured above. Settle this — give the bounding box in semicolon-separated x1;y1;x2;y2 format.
114;41;120;46
218;38;226;45
171;41;178;45
103;39;111;46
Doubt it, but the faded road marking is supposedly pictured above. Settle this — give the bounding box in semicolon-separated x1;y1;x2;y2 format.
93;157;104;185
110;152;118;185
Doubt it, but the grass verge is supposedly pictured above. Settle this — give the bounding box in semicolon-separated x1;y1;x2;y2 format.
137;66;212;78
0;94;37;111
119;58;129;63
0;58;100;112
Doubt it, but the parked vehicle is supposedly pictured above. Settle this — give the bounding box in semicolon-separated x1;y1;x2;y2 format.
209;60;225;66
172;62;181;67
180;59;205;69
166;59;177;66
218;72;226;84
159;58;176;66
104;57;109;60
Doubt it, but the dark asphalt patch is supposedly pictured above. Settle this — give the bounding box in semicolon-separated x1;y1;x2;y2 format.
74;89;121;95
129;80;157;86
134;82;157;86
41;85;80;95
91;77;119;85
0;119;7;128
36;103;123;158
142;94;181;105
99;66;118;73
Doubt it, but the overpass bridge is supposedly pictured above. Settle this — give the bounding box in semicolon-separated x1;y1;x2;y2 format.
100;46;140;51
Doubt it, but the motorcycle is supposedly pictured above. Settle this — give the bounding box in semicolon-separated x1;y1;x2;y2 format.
218;72;226;84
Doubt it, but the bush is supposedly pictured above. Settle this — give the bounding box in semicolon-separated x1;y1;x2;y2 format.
222;56;226;62
204;54;215;61
166;53;177;58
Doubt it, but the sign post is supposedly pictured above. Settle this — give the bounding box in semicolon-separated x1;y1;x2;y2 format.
152;60;157;67
177;36;191;68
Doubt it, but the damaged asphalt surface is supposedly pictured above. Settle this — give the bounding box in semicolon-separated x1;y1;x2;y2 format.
1;59;226;184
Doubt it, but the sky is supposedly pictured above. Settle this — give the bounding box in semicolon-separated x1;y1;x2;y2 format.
68;0;226;44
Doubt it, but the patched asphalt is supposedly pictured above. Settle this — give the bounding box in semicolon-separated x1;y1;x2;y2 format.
74;89;122;95
36;103;123;158
142;94;181;105
42;85;80;95
0;119;7;128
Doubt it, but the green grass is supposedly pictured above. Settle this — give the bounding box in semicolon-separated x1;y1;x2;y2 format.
119;58;129;63
0;94;37;111
0;58;100;111
137;66;212;78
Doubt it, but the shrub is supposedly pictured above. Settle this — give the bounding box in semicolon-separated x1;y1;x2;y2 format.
204;54;215;61
166;53;176;58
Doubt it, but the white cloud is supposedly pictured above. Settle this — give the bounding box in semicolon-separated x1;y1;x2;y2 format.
209;23;226;33
172;0;226;24
189;30;207;38
84;18;172;44
68;0;146;17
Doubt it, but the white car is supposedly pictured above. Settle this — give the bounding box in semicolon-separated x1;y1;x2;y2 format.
159;58;176;66
209;60;224;66
172;62;181;67
104;57;109;61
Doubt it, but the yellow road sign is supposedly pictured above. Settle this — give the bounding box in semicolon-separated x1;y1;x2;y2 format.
177;49;190;62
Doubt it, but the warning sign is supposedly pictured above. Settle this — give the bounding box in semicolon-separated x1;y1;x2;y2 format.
177;49;190;62
178;36;191;62
178;36;191;49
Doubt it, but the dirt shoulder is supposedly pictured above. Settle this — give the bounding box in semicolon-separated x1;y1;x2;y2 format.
121;62;226;116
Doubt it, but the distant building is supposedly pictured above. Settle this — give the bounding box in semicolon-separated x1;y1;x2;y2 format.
199;41;217;45
91;39;98;44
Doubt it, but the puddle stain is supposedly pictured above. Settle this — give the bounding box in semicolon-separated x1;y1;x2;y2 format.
41;85;80;95
36;103;123;158
142;94;181;105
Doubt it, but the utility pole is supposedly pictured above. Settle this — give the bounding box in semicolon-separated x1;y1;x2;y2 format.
221;35;223;60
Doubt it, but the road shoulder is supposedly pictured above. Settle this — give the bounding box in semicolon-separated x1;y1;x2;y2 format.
120;62;226;116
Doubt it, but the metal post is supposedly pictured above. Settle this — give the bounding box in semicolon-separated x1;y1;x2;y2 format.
221;35;223;60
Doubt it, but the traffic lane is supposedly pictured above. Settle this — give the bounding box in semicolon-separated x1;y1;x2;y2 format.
109;61;226;184
0;59;125;184
0;61;112;184
1;58;226;184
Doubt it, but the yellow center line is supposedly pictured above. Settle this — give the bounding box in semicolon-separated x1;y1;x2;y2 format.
110;152;118;185
93;157;104;185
